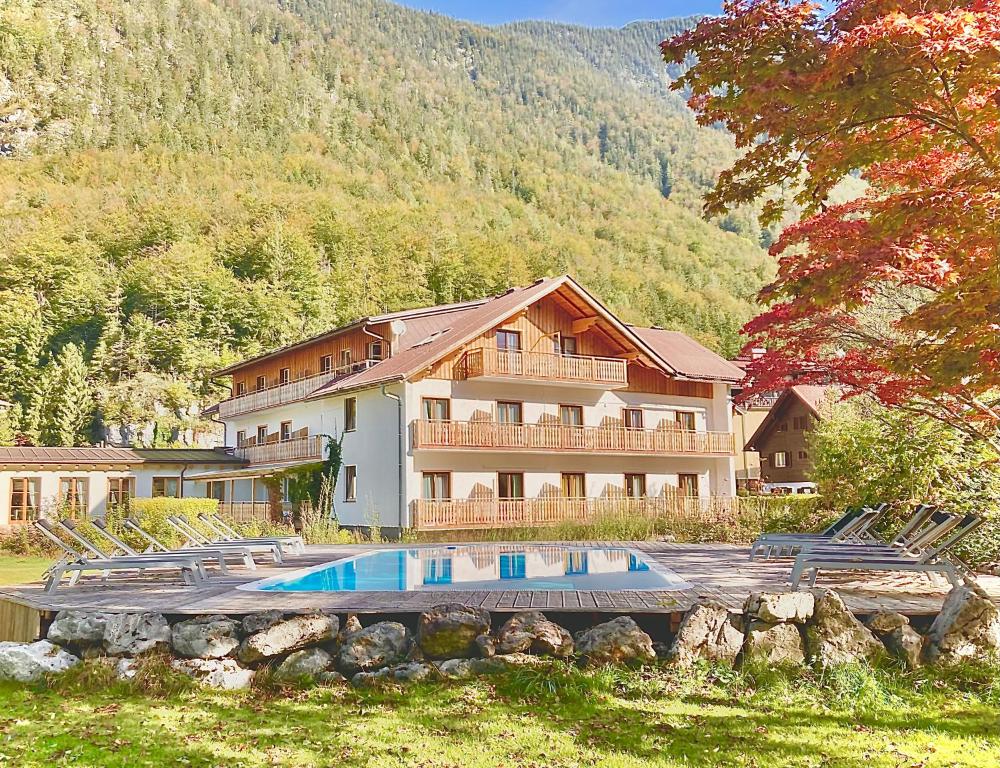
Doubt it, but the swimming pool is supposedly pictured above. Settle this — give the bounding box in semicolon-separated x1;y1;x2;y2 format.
240;544;690;592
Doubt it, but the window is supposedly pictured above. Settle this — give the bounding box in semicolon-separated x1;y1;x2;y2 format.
560;335;577;356
773;451;789;468
280;421;292;442
623;408;644;429
235;381;246;397
422;472;451;500
320;355;333;373
496;329;521;351
152;477;181;498
798;450;808;460
9;478;39;523
344;466;357;502
559;405;583;427
678;473;699;497
256;425;268;444
279;367;290;385
339;349;352;370
422;398;450;421
497;472;524;500
675;411;696;431
624;473;646;498
255;375;266;392
777;421;789;432
59;477;88;518
561;472;586;498
344;397;357;431
236;430;246;447
108;477;134;508
207;481;226;502
496;401;523;424
367;340;385;360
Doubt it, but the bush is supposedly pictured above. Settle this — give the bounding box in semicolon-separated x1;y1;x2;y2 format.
104;497;220;550
0;525;60;557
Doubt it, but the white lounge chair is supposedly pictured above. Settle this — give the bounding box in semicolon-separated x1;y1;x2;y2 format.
750;504;891;560
201;512;305;554
164;516;286;563
90;518;258;570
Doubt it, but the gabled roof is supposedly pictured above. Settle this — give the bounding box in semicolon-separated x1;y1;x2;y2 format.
744;385;833;451
628;327;744;383
0;446;245;468
130;448;245;465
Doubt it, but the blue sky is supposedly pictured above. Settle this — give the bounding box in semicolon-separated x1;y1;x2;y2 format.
395;1;724;27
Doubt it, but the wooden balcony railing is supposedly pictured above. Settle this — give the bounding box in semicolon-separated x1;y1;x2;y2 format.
234;435;325;465
412;420;735;456
411;495;740;531
456;348;628;386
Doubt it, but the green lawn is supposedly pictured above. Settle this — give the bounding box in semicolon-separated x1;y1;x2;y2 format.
0;555;49;585
2;660;998;767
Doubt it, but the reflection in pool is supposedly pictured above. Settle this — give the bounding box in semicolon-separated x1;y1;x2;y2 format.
241;544;690;592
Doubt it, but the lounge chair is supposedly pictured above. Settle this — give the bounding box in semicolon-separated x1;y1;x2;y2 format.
163;516;286;563
790;513;982;588
200;512;305;554
33;520;206;593
90;518;258;570
788;508;960;561
750;504;890;560
57;518;231;574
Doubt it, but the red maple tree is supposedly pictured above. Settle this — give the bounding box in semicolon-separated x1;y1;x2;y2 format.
663;0;1000;445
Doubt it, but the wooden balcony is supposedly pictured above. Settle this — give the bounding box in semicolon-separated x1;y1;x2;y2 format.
456;348;628;388
234;435;325;466
411;495;739;531
412;420;735;456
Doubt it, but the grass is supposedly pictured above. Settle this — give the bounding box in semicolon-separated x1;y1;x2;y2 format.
0;555;49;585
1;658;998;767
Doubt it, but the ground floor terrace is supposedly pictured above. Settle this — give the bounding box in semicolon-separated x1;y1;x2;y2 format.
2;541;998;642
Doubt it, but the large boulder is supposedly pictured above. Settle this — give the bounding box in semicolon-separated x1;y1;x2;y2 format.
103;613;172;657
745;592;815;624
741;621;805;666
171;658;254;690
417;604;491;660
351;661;437;687
241;610;286;635
495;611;573;657
574;617;655;667
0;640;80;682
865;610;910;635
171;615;241;659
666;601;744;666
47;611;113;649
275;648;334;680
804;590;883;666
337;621;411;674
238;613;339;664
884;625;924;669
435;658;476;679
924;583;1000;664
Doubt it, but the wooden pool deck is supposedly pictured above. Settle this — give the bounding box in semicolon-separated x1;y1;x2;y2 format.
2;542;998;633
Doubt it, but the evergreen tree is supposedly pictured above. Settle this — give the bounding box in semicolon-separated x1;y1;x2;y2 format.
37;343;95;446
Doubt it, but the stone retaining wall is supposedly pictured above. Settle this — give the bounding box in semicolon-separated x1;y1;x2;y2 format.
1;583;997;688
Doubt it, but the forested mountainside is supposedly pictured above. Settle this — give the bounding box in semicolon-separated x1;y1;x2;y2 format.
0;0;773;446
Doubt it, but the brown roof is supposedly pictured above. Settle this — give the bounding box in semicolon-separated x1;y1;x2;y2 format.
628;327;745;383
744;385;834;450
130;448;245;465
0;446;246;468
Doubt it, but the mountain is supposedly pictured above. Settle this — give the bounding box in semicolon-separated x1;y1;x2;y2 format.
0;0;773;445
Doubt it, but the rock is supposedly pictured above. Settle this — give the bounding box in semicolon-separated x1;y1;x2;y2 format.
573;616;655;666
115;658;138;680
667;601;744;666
405;644;426;662
103;613;172;657
337;621;411;674
80;645;107;660
275;648;334;679
341;615;363;637
472;653;548;672
925;583;1000;664
745;592;815;624
435;658;476;679
741;621;805;666
171;615;241;659
351;662;436;687
47;611;113;647
417;604;491;660
884;625;924;669
475;633;496;658
0;640;80;682
866;610;909;635
238;614;339;664
241;610;285;635
317;670;348;685
171;658;254;690
495;611;573;657
804;590;883;666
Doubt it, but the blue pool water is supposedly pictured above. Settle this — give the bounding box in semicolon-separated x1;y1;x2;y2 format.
241;544;690;592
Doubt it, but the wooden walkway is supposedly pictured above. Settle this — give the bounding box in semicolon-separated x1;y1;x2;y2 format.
2;543;997;629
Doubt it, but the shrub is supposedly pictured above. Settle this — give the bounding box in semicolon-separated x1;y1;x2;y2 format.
0;525;60;557
104;497;220;550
